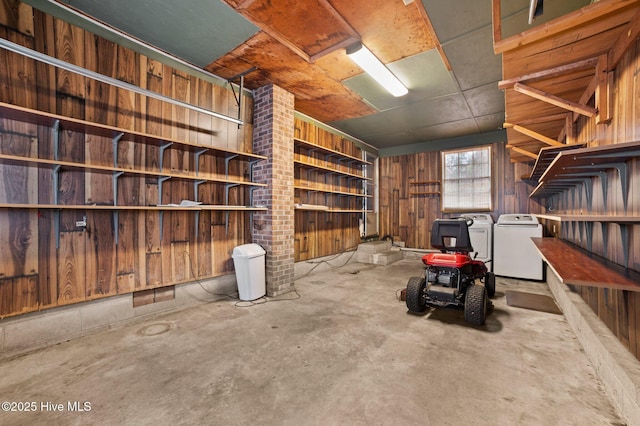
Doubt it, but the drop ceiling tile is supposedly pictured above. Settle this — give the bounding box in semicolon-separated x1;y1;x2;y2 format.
57;0;259;67
443;26;502;91
474;113;505;133
410;118;480;141
330;93;472;140
463;82;505;116
421;0;492;43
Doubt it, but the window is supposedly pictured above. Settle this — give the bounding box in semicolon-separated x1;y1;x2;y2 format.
441;145;492;212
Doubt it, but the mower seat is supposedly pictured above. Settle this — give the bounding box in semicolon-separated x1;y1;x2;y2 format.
430;219;474;253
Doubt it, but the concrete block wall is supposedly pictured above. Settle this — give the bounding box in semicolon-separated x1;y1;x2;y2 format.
546;266;640;425
0;275;238;359
252;84;296;296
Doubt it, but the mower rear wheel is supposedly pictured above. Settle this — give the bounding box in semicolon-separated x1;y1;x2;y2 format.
464;284;487;325
406;276;427;314
484;272;496;298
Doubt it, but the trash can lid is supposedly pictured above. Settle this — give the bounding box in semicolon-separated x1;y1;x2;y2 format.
232;243;266;258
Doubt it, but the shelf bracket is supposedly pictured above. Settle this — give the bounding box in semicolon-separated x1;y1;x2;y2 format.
601;222;609;259
613;163;629;212
52;165;61;248
585;221;594;253
585;179;592;213
112;171;124;206
112;132;124;167
620;223;629;268
52;119;60;161
158;176;171;242
54;209;60;249
194;180;205;203
113;210;119;246
564;162;628;211
110;169;125;246
597;171;608;209
194;149;208;176
225;183;239;205
159;142;173;173
224;154;238;181
250;186;258;207
326;153;340;161
158;176;171;204
52;165;61;205
194;179;205;236
195;210;200;244
578;221;584;245
227;67;256;128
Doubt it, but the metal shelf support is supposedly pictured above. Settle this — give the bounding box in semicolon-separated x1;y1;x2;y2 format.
112;132;124;167
52;120;60;161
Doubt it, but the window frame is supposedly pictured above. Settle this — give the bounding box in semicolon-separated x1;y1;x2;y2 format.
440;145;493;213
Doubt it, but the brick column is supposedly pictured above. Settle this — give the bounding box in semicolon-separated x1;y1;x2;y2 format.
252;84;295;296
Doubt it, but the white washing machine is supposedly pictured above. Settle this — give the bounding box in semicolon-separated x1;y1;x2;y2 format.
460;213;493;272
493;214;544;280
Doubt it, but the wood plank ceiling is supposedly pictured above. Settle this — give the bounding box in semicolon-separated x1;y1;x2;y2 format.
494;0;640;163
207;0;440;124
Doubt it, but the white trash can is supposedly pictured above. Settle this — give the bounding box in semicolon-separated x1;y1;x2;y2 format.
232;243;266;301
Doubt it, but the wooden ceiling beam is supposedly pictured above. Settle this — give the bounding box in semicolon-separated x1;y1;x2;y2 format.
505;144;539;160
596;54;613;124
608;8;640;69
516;113;569;126
514;82;597;117
498;57;599;90
504;122;564;147
492;0;502;45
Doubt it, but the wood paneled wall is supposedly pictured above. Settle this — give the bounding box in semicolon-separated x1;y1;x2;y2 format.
0;3;254;317
379;141;545;248
557;38;640;359
293;118;363;261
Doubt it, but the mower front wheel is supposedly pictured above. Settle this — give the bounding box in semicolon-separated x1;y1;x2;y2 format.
464;284;487;325
406;276;427;314
484;271;496;298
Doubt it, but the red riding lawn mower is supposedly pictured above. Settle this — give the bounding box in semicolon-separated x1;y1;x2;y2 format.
405;217;495;325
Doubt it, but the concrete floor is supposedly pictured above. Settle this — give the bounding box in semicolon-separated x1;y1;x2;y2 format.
0;257;625;426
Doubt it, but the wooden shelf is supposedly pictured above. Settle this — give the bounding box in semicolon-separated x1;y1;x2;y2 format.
294;137;370;165
409;180;440;197
294;138;371;216
530;140;640;211
0;197;267;213
294;159;370;180
0;101;266;162
534;214;640;223
0;100;267;249
0;204;268;211
294;185;371;198
528;143;587;182
294;206;373;213
532;237;640;292
530;142;640;268
0;153;266;188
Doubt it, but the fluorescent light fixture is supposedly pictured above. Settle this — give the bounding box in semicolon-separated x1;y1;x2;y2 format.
528;0;544;25
346;42;408;97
